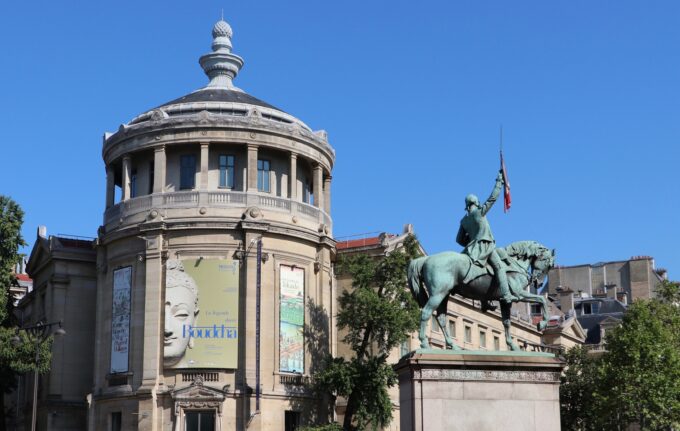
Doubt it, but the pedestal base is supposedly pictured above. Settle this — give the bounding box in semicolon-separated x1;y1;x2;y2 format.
395;350;564;431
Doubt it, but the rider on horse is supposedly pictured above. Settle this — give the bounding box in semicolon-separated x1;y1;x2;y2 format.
456;170;517;306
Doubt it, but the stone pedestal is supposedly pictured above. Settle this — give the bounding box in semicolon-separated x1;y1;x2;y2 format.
395;350;564;431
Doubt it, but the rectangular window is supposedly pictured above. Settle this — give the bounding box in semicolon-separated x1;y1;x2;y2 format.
111;412;122;431
583;303;592;315
431;315;440;332
149;161;154;194
130;169;137;198
257;159;270;192
479;331;487;349
180;155;196;190
185;411;215;431
494;335;500;350
285;411;301;431
448;320;456;339
464;325;472;343
302;182;311;204
219;155;235;188
530;304;542;315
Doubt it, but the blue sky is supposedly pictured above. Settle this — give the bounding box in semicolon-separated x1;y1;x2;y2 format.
1;1;678;277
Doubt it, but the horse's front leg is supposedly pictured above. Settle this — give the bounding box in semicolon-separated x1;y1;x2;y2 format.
500;301;520;351
516;290;550;331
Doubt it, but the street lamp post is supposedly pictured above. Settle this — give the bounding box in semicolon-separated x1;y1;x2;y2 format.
12;321;66;431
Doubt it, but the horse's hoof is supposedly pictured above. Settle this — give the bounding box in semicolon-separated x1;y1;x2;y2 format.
537;321;547;331
420;342;430;349
510;343;521;351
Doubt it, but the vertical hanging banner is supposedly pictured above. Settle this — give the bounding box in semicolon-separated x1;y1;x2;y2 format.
279;265;305;373
164;259;240;369
111;266;132;373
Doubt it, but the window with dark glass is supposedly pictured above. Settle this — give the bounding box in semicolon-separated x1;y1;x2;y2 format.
479;330;487;348
148;161;154;194
302;182;311;204
494;335;500;350
257;159;270;192
111;412;122;431
130;169;137;198
219;155;235;188
180;155;196;190
185;411;215;431
285;411;301;431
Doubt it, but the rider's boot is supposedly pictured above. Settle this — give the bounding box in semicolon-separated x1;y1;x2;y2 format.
497;267;517;305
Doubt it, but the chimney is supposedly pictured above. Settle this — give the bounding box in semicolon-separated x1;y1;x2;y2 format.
38;225;47;238
559;287;575;313
607;285;618;299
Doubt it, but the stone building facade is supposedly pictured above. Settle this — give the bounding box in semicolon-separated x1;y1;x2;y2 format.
11;19;336;431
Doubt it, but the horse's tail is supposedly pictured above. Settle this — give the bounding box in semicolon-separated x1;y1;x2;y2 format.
408;257;428;307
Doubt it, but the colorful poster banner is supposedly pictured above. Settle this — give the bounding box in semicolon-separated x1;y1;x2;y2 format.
164;258;240;369
280;265;304;373
111;266;131;373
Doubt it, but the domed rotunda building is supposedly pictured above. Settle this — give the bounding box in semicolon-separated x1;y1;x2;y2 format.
92;19;336;430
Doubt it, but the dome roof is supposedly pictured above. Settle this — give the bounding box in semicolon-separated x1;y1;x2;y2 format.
126;18;303;127
157;88;281;112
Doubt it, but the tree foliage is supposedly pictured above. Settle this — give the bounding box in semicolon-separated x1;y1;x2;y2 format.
559;346;601;431
0;196;52;431
314;234;421;430
560;280;680;430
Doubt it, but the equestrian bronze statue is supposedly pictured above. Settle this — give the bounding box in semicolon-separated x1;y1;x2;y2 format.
408;172;555;351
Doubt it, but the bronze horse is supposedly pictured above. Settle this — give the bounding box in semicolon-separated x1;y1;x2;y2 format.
408;241;555;351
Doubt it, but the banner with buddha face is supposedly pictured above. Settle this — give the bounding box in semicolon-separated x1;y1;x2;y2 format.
164;258;239;369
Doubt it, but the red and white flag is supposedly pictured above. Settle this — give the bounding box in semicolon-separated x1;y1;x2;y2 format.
500;151;511;213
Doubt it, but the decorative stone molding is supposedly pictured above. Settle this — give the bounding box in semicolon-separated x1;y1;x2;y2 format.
171;376;226;415
414;368;560;383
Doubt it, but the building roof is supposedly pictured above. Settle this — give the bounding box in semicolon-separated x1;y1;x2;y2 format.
157;88;280;112
124;19;304;129
336;236;382;251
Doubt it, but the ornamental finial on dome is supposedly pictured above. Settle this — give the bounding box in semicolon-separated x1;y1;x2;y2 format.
199;18;244;90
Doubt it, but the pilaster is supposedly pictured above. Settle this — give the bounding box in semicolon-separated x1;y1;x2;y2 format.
122;155;131;201
153;146;166;194
200;142;209;189
289;153;298;200
313;163;323;209
323;175;332;215
247;144;258;192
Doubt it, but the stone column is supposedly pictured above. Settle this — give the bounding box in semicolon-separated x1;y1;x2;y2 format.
247;144;258;191
313;163;324;209
289;153;297;201
105;165;115;208
323;175;332;214
139;233;164;431
153;146;166;194
122;155;131;201
200;142;209;189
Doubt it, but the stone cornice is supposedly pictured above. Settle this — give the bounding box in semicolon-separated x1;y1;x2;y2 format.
103;111;334;170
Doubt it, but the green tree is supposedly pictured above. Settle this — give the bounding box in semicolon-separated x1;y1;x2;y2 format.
0;196;52;431
314;234;421;430
559;346;601;431
596;280;680;430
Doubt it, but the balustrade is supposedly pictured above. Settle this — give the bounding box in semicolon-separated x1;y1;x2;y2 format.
104;190;331;230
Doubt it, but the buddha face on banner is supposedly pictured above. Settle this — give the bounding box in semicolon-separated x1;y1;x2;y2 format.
163;258;240;369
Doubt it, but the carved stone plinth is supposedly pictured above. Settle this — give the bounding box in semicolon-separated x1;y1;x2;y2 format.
395;350;564;431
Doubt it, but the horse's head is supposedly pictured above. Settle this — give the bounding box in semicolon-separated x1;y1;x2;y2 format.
531;247;555;286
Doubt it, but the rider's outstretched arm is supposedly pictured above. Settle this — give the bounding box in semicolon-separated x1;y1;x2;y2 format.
481;171;504;216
